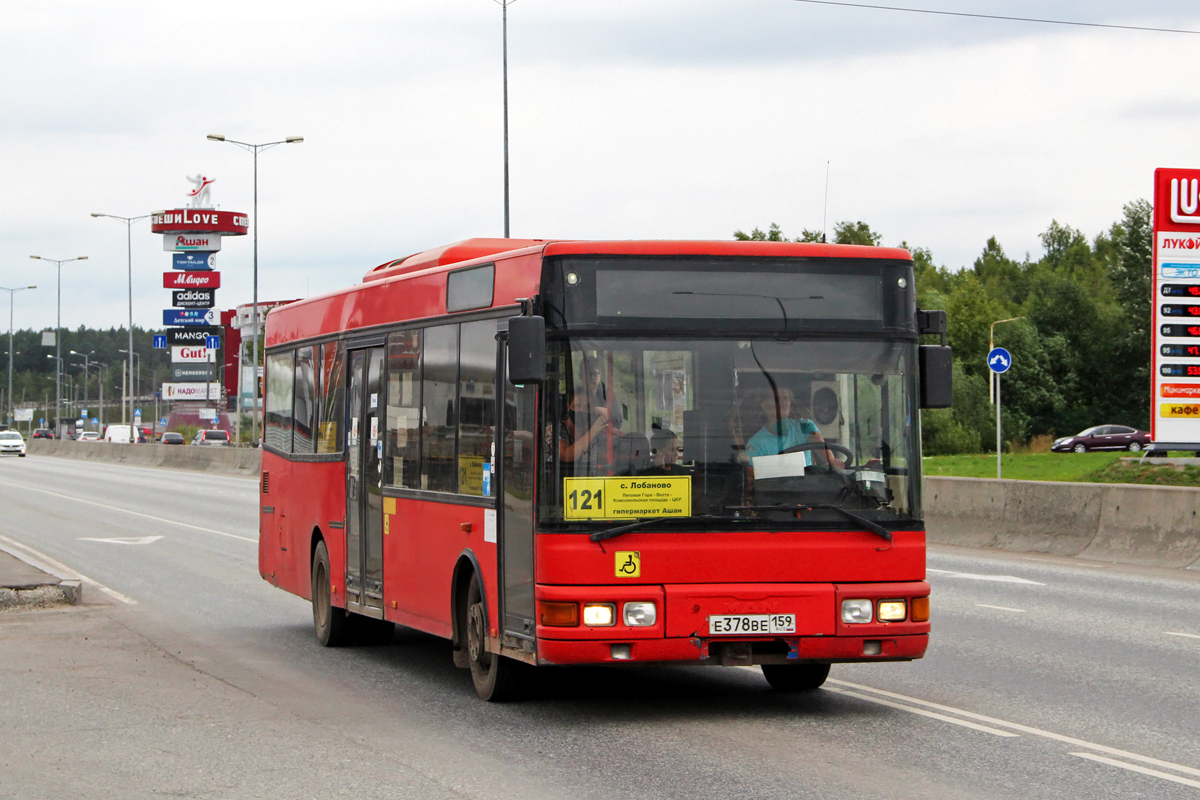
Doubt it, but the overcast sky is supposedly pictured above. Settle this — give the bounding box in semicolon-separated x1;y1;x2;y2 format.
2;1;1198;332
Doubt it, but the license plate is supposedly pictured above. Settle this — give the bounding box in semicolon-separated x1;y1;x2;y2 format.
708;614;796;635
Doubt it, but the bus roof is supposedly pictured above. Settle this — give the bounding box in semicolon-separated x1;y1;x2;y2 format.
362;237;912;282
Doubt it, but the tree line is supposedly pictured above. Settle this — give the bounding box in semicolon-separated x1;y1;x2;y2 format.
2;326;171;420
734;201;1153;454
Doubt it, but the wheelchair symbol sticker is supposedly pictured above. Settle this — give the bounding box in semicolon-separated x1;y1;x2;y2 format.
615;551;641;578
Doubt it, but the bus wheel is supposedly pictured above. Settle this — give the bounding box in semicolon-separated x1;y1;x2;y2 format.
761;663;830;692
466;573;523;701
312;540;353;647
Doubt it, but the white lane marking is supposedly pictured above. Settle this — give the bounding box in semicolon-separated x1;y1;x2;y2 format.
829;679;1200;780
927;568;1044;585
976;603;1025;613
79;536;164;546
0;480;255;544
1018;556;1109;568
824;687;1019;737
0;533;136;604
1070;752;1200;790
1164;631;1200;640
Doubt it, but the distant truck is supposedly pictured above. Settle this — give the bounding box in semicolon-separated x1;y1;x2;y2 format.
103;424;145;444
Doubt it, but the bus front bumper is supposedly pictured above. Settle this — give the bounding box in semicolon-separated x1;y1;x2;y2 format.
536;633;928;666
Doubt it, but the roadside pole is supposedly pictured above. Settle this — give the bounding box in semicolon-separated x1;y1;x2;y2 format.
987;347;1012;480
996;372;1002;479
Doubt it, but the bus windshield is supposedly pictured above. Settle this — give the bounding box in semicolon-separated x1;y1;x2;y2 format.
539;336;921;530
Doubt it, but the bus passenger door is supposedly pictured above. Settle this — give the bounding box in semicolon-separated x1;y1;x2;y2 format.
498;345;537;651
346;346;386;617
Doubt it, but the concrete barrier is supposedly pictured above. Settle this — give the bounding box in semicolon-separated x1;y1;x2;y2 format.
925;476;1200;570
22;445;1200;569
27;439;261;476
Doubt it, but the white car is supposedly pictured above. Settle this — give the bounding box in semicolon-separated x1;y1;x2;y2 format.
0;430;27;457
78;431;101;442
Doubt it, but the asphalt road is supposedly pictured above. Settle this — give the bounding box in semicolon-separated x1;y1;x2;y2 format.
1;454;1198;799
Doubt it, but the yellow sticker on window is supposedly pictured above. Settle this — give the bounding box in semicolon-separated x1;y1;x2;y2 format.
383;497;396;536
615;551;641;578
563;476;691;520
1161;403;1200;418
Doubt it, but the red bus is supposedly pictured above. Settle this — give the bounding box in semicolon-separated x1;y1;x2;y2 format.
259;237;952;700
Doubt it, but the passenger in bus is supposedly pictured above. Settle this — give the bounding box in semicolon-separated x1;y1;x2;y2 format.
644;428;689;476
557;390;611;466
745;388;844;468
584;361;623;428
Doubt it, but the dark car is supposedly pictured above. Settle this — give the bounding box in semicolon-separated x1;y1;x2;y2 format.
161;432;185;445
1051;425;1151;453
32;428;53;440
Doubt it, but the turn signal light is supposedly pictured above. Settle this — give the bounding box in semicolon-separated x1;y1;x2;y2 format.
540;601;579;627
911;596;930;622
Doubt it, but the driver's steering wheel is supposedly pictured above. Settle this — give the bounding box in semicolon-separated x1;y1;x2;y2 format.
778;441;855;468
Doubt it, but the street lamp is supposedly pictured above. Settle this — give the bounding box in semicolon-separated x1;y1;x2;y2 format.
494;0;514;238
0;286;35;426
207;132;303;444
70;349;94;425
92;213;151;427
30;255;86;437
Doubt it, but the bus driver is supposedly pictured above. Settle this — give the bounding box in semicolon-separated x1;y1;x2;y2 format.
745;387;844;469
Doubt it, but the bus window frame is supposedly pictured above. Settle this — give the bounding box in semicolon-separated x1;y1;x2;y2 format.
262;306;518;498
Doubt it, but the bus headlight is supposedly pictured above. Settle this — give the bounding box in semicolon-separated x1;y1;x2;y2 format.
622;602;657;627
877;600;907;622
842;599;873;624
583;603;616;626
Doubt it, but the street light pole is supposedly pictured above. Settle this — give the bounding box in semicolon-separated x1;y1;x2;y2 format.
30;256;86;438
496;0;514;237
70;349;93;426
91;214;151;428
0;286;36;427
119;349;141;424
207;133;303;445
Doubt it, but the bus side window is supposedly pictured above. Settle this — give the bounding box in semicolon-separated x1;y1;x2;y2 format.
265;350;295;452
422;325;459;493
386;330;422;488
317;341;345;455
457;320;498;496
293;346;317;454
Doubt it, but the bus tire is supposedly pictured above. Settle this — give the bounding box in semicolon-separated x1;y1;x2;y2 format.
466;573;524;701
312;540;353;647
761;663;830;692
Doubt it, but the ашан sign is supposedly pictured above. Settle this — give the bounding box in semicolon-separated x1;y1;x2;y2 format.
164;234;221;252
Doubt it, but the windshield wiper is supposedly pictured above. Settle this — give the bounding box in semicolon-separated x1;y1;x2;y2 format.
589;515;750;542
730;504;893;543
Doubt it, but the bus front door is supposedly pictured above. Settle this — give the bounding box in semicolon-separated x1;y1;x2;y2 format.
346;346;386;618
498;346;537;653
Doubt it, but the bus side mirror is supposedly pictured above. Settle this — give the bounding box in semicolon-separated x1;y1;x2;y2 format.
919;345;953;408
508;316;546;385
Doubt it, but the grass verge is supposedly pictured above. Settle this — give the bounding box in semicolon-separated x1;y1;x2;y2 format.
922;452;1200;487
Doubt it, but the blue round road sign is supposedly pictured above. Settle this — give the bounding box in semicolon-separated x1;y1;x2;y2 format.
987;347;1012;374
